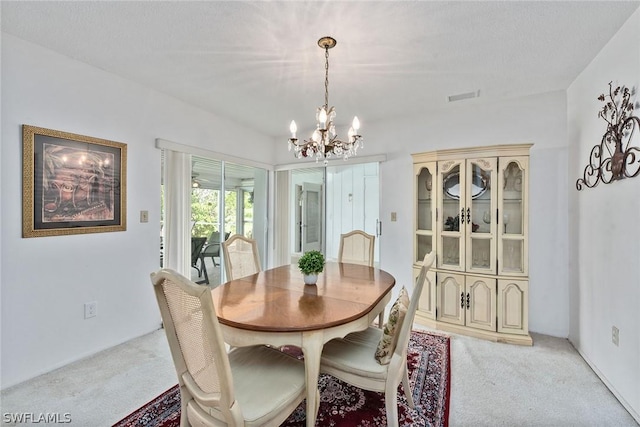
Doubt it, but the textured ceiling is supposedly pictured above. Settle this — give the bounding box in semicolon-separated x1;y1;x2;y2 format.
2;1;639;138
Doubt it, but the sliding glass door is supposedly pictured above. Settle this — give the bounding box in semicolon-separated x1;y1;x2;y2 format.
284;162;380;266
162;152;268;287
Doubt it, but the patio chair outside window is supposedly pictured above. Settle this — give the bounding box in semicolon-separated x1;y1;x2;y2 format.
200;231;231;268
191;237;208;284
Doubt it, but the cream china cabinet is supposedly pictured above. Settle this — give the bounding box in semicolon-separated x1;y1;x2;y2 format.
412;144;532;345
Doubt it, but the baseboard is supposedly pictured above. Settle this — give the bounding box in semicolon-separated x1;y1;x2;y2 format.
414;313;533;346
574;346;640;424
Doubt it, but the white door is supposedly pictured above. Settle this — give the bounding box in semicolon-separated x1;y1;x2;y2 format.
324;162;380;264
301;182;322;252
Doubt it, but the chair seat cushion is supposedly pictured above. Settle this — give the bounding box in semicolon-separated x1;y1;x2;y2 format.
321;327;388;379
200;345;305;426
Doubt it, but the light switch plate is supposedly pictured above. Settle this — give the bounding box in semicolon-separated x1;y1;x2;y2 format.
391;212;397;222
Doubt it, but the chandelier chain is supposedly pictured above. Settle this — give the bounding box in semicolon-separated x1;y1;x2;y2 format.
324;47;330;109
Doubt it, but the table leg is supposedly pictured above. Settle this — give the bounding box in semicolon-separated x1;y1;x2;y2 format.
301;331;323;427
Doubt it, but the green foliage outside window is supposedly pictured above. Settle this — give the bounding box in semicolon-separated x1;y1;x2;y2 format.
160;186;254;240
190;188;254;238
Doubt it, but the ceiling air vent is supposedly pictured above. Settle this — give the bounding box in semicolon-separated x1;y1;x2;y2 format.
448;90;480;103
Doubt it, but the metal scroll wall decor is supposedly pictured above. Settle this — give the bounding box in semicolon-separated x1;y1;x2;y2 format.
576;82;640;190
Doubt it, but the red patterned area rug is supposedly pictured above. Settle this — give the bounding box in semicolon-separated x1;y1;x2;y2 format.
113;330;450;427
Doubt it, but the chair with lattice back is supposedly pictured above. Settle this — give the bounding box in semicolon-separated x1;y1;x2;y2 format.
151;269;306;427
319;251;436;427
221;234;262;280
338;230;375;267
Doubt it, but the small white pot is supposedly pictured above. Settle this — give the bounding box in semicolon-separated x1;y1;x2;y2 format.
303;274;318;285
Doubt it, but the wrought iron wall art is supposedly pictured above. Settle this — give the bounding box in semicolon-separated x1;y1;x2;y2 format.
576;82;640;190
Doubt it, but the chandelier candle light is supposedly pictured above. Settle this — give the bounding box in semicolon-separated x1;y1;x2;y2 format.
288;36;362;164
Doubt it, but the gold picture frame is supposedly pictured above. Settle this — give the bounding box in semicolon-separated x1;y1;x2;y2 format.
22;125;127;238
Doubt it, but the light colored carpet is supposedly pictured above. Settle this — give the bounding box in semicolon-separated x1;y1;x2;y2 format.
1;326;637;426
439;328;638;426
0;330;176;427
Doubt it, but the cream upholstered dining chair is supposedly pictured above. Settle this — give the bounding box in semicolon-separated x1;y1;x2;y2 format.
151;269;306;427
338;230;375;267
221;234;262;280
319;251;436;427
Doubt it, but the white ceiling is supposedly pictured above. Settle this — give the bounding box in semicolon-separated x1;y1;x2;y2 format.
2;1;639;138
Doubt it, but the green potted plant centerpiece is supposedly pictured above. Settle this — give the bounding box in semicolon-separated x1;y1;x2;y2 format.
298;250;325;285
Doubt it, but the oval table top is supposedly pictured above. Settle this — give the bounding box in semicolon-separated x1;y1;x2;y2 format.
210;262;396;332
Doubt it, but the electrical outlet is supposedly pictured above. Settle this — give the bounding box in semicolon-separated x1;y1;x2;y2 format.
140;210;149;223
612;325;619;346
84;301;97;319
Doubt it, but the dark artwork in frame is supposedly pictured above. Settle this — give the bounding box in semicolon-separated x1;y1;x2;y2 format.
22;125;127;238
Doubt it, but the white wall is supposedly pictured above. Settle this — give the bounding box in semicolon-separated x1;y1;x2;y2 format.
275;90;570;337
0;35;275;388
567;9;640;419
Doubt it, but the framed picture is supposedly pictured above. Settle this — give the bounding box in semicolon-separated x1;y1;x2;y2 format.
22;125;127;238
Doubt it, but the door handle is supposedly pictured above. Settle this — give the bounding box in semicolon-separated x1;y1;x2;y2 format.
376;219;382;237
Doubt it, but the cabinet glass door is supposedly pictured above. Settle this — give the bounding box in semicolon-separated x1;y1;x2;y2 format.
498;157;528;276
415;163;435;264
466;158;497;274
438;160;464;271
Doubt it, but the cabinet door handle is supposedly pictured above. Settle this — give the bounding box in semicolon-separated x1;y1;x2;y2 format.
460;292;465;308
466;207;471;224
466;292;470;309
460;208;465;224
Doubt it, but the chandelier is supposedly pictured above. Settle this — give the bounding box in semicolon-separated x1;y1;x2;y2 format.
288;36;362;163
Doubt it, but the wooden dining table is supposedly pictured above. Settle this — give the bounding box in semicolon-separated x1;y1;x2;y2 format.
210;262;396;427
